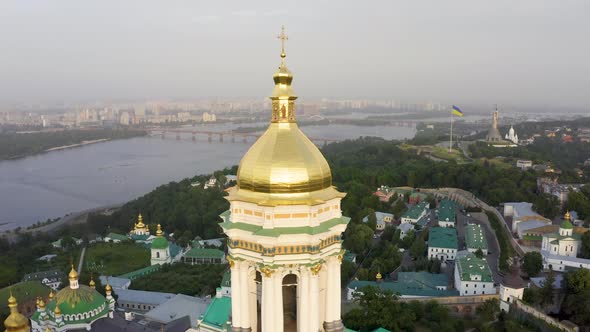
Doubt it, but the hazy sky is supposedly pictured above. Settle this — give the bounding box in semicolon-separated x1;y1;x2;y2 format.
1;0;589;108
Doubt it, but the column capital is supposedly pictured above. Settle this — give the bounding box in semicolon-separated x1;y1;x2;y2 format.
259;265;275;278
310;262;322;276
227;255;235;268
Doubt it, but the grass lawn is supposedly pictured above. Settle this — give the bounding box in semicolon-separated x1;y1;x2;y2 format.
83;242;150;276
431;146;466;162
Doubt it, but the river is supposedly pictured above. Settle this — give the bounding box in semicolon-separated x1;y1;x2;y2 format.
0;123;415;231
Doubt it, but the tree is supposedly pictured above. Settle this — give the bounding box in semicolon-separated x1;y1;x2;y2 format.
523;288;541;306
523;252;543;277
391;199;407;218
539;272;555;308
475;248;484;259
565;268;590;294
564;289;590;326
476;298;500;321
367;210;377;231
410;237;426;259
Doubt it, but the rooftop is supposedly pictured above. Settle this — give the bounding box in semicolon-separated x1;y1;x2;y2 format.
456;253;493;282
184;247;225;259
428;227;458;249
22;269;65;282
349;275;458;298
465;224;488;250
144;294;210;326
402;201;429;219
119;264;161;280
200;295;231;329
99;276;131;290
115;289;175;306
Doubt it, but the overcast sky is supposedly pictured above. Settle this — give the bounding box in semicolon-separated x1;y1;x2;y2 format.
0;0;589;108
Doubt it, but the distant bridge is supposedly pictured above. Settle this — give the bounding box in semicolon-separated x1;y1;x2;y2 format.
143;128;340;145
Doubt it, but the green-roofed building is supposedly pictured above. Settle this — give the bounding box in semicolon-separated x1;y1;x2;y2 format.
104;232;129;243
541;213;583;262
181;248;226;265
198;288;232;332
118;264;161;281
437;198;456;227
465;224;488;254
30;266;116;331
347;271;458;300
400;201;429;224
428;227;458;261
454;253;495;296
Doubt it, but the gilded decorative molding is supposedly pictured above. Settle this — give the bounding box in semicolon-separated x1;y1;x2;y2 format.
310;263;322;275
226;255;235;268
260;265;274;278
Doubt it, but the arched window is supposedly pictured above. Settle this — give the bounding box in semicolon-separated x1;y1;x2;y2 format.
156;252;160;258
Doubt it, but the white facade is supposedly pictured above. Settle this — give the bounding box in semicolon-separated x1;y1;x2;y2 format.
428;246;457;261
541;226;579;257
439;220;455;228
516;160;532;170
454;255;495;296
223;196;348;332
505;125;519;144
151;247;171;266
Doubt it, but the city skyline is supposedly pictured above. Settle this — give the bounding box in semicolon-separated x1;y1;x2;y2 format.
1;1;589;109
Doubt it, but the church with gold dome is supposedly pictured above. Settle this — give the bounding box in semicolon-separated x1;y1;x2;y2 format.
28;265;115;332
215;26;349;332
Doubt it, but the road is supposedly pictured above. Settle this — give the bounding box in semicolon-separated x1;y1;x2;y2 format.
77;246;87;276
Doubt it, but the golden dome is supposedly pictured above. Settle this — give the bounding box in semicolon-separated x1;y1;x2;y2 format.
156;224;163;237
54;305;61;315
39;298;46;309
68;264;78;281
376;272;382;280
105;283;112;292
48;290;54;300
135;213;146;229
565;210;571;221
89;275;96;289
232;26;342;206
4;292;29;331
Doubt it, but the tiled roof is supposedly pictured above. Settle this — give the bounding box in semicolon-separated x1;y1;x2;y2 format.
428;227;458;249
200;295;231;329
348;279;458;298
144;294;210;326
402;201;429;219
118;264;161;280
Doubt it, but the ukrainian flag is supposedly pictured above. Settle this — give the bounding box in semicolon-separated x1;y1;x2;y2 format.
451;105;464;117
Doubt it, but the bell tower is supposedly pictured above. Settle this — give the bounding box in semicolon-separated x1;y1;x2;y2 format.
220;26;349;332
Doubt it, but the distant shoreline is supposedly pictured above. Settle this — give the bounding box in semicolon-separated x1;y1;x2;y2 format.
44;138;110;152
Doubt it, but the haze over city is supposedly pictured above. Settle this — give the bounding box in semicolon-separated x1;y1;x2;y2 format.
1;0;589;109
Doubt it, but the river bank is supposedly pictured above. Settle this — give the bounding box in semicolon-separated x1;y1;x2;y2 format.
44;138;110;152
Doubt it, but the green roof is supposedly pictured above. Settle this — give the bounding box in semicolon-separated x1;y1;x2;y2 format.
465;224;488;250
456;253;493;282
184;248;225;259
437;199;456;223
130;233;150;241
348;278;458;298
561;220;574;229
401;201;429;219
44;285;108;317
151;236;169;249
428;227;458;249
200;295;231;329
106;232;129;241
0;281;50;316
118;264;161;280
372;328;391;332
220;213;350;237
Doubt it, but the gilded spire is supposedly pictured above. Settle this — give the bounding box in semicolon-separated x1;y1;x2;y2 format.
68;263;78;280
48;289;54;300
89;273;96;289
271;25;297;123
277;25;288;65
565;210;571;221
156;224;163;237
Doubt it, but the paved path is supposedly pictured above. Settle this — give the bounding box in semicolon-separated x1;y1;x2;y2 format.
77;246;87;276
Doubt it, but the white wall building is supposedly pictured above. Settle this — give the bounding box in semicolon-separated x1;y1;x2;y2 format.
454;252;496;296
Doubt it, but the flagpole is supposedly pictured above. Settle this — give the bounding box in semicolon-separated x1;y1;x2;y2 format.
449;108;453;153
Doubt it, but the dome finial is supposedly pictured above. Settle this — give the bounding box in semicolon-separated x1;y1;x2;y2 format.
156;224;163;237
277;25;288;65
565;210;571;221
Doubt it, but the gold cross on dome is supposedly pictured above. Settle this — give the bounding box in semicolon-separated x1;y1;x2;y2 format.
277;25;288;57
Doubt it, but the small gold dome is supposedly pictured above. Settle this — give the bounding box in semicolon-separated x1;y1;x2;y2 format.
156;224;163;237
54;306;61;315
4;292;29;330
105;283;112;292
89;278;96;289
135;213;146;229
68;264;78;280
565;210;571;221
376;272;382;280
48;290;54;300
39;298;46;309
